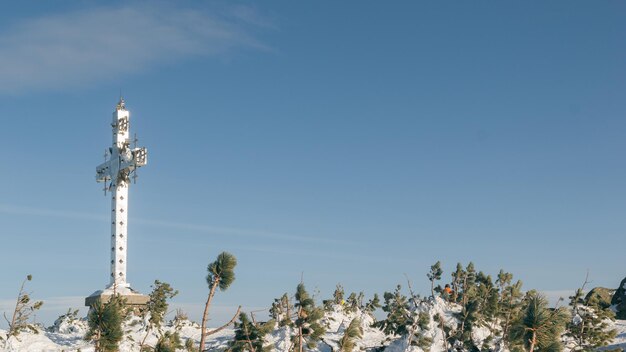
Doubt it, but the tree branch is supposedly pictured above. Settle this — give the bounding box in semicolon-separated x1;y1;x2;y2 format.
205;306;242;337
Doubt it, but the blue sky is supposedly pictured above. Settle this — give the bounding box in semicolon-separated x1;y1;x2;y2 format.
0;1;625;326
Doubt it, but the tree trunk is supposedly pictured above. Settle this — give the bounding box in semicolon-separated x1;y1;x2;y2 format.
528;330;536;352
199;278;219;352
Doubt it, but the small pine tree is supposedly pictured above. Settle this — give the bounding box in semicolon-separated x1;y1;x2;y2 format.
270;293;294;327
199;252;237;352
451;263;465;303
410;312;433;351
427;261;443;298
333;284;345;304
500;279;523;347
140;280;179;349
5;274;44;337
374;285;411;336
462;262;477;306
292;283;325;352
228;312;274;352
86;295;127;352
510;292;568;352
365;294;381;315
338;318;363;352
154;331;182;352
566;288;617;351
344;293;359;313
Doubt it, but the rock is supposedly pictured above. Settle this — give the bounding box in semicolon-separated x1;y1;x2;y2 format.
585;287;615;309
611;277;626;319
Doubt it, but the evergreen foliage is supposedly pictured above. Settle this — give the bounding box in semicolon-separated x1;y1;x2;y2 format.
374;285;411;336
154;331;182;352
566;288;617;351
199;252;238;352
86;295;127;352
270;293;294;327
140;280;178;350
4;274;44;337
344;293;359;314
365;293;381;315
292;283;325;352
228;312;274;352
333;284;345;304
411;312;433;351
510;292;568;352
497;273;524;348
427;261;443;298
338;318;363;352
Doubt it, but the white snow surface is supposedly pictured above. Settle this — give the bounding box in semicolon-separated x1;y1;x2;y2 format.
1;297;625;352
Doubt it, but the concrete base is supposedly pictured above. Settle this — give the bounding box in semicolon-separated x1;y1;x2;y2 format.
85;285;149;307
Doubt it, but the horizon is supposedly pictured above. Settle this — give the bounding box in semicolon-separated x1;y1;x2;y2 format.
1;1;625;328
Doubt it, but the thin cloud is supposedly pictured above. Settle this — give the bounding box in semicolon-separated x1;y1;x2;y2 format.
0;203;342;245
0;4;268;94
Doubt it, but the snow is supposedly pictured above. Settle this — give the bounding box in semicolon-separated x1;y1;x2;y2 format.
2;299;626;352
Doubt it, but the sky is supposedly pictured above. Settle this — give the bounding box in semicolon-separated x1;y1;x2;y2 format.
0;1;625;328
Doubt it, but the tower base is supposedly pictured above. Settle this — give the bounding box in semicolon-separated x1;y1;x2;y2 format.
85;285;149;307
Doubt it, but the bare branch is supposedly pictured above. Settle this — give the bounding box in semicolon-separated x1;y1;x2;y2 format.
205;306;242;337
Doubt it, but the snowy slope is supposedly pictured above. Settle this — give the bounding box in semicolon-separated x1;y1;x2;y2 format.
1;299;625;352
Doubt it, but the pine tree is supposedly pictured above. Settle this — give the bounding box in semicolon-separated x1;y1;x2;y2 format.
199;252;237;352
228;312;274;352
510;292;568;352
427;261;443;299
270;293;294;327
365;293;381;315
333;284;345;304
411;312;433;351
462;262;477;306
338;318;363;352
344;293;359;313
566;288;617;351
500;279;523;348
451;263;465;303
4;274;44;337
154;331;182;352
292;283;325;352
374;285;411;336
86;295;127;352
140;280;179;349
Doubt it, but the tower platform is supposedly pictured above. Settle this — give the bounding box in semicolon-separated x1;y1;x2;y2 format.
85;285;149;307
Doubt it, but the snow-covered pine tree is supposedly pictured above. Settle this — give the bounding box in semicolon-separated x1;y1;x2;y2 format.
427;261;443;299
270;293;294;327
510;291;568;352
324;284;346;311
140;280;178;350
228;312;274;352
374;285;411;336
5;274;43;337
154;331;183;352
292;283;325;352
85;295;127;352
566;287;617;351
199;252;238;352
338;318;363;352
